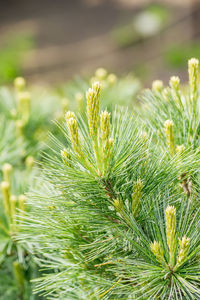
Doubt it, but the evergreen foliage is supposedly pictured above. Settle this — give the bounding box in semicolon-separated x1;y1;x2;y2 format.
0;77;62;299
0;162;40;299
0;78;63;159
57;68;141;113
0;113;41;299
0;71;141;299
19;59;200;299
0;117;24;167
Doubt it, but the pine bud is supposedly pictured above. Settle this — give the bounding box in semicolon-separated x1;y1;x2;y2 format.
86;82;101;139
103;138;114;173
131;179;143;217
2;163;12;183
65;111;75;120
150;241;165;264
101;111;111;144
169;76;183;107
165;206;176;266
10;195;17;225
169;76;180;90
177;235;190;265
14;77;26;92
113;199;124;213
176;144;185;155
66;113;81;156
25;156;35;169
1;181;11;216
16;120;25;136
95;68;107;81
162;87;171;101
164;120;175;156
18;91;31;123
18;195;26;214
188;58;199;102
152;80;163;92
61;148;72;167
107;73;117;86
107;138;114;156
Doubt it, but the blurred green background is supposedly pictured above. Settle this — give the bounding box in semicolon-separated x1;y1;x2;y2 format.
0;0;199;85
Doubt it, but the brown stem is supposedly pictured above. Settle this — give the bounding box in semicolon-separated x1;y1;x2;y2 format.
179;173;192;198
103;179;117;200
102;179;120;224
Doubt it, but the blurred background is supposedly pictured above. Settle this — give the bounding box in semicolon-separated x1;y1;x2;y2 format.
0;0;200;86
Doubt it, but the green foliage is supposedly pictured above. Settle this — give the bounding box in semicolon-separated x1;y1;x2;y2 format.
0;77;62;299
1;57;200;299
57;68;141;113
0;71;141;299
0;145;40;298
165;43;200;69
112;4;169;48
0;118;24;167
0;34;34;84
143;59;200;152
0;79;63;159
19;58;200;299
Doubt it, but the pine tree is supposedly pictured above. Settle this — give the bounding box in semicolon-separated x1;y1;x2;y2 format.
0;70;141;299
21;59;200;299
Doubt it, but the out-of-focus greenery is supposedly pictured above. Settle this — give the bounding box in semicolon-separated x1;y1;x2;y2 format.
0;34;34;84
0;84;63;159
112;4;169;48
0;77;64;299
57;68;141;113
165;42;200;69
0;165;41;300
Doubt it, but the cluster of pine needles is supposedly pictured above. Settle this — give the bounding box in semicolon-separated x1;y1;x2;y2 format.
0;70;139;299
1;60;200;299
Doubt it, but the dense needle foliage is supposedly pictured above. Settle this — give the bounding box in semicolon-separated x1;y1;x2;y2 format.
0;71;140;299
0;77;59;299
19;59;200;299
